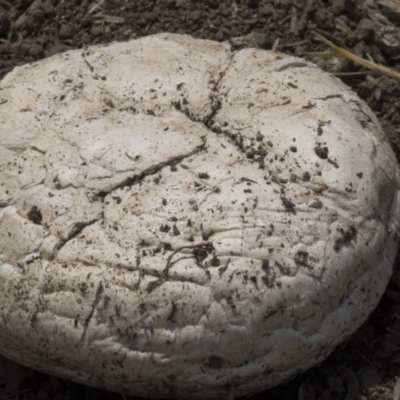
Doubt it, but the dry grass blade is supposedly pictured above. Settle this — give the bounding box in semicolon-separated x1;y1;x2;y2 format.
334;71;380;77
378;0;400;14
303;51;345;58
85;13;125;23
14;0;41;29
312;30;400;82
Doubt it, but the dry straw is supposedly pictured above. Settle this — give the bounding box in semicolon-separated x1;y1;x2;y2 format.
311;30;400;82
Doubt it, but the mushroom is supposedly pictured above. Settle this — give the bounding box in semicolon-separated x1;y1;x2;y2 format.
0;33;399;399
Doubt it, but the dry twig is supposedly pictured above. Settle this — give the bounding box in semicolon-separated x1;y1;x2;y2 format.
312;30;400;82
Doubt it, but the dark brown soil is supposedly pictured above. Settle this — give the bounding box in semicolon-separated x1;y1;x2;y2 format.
1;0;400;399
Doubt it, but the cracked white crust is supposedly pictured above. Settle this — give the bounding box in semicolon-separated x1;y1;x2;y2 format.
0;33;399;399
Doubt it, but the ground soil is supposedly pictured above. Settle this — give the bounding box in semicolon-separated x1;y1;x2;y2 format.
1;0;400;399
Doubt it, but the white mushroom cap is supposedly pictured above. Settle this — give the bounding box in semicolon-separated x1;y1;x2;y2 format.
0;33;399;399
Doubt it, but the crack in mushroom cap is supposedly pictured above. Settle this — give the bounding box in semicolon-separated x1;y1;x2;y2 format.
0;33;399;399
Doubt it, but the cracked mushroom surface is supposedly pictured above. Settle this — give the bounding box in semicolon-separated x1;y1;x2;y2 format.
0;33;399;399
